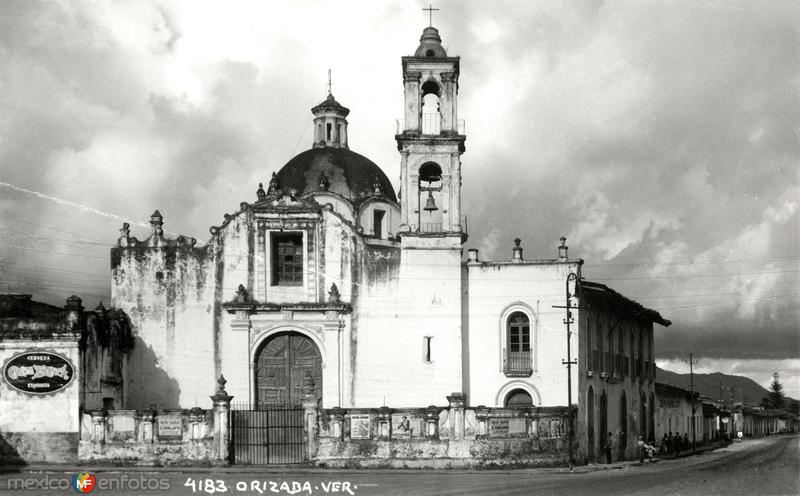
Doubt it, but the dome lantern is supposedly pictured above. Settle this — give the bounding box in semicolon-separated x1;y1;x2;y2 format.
311;87;350;149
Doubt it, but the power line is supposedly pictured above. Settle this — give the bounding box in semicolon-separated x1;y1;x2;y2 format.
584;255;800;268
0;244;109;260
652;292;800;311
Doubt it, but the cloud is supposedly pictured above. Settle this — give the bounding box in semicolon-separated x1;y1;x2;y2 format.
0;0;797;371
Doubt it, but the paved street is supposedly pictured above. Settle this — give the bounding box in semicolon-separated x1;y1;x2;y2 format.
1;435;797;496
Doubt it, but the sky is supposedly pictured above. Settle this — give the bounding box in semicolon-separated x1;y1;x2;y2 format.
1;1;798;396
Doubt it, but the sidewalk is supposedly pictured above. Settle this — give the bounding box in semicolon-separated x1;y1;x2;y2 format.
1;442;729;476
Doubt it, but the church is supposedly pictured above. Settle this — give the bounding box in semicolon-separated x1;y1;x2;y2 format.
107;24;670;463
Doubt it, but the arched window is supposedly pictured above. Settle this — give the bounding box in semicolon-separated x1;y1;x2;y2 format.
618;325;625;376
629;331;635;377
587;317;594;371
505;389;533;408
647;329;653;379
504;311;532;376
638;327;644;378
597;320;605;373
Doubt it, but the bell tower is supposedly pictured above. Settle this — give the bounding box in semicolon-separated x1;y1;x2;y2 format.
394;23;466;403
396;25;466;241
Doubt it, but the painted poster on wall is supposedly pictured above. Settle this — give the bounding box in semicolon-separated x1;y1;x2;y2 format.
2;351;75;395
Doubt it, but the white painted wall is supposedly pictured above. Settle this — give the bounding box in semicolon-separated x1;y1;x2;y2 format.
466;260;581;408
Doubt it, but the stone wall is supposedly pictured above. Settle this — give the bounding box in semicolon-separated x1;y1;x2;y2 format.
311;394;574;468
78;408;220;466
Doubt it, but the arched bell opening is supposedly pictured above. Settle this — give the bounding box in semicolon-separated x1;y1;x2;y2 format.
417;162;443;232
420;80;442;134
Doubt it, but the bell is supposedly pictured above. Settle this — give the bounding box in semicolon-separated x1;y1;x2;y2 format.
423;190;438;213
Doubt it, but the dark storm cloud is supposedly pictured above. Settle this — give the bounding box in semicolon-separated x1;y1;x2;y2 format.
0;1;797;363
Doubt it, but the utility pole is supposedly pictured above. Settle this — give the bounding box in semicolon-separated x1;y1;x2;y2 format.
553;272;580;470
690;353;696;453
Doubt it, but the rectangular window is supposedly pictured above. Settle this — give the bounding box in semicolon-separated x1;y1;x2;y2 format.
373;209;385;238
326;123;332;141
271;232;303;285
423;336;432;363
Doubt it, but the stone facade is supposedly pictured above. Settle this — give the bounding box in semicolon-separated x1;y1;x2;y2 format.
101;24;672;466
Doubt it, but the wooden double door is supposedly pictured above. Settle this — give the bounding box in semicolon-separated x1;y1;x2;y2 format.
254;332;322;406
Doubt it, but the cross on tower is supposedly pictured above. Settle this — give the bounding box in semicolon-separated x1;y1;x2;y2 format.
423;4;439;27
327;68;332;95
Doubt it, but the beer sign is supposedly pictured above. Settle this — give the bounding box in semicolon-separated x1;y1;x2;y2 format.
3;351;75;395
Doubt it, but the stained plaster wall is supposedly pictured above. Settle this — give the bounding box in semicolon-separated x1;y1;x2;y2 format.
654;383;694;441
0;339;80;463
465;260;581;409
576;305;656;462
78;409;218;465
112;219;230;410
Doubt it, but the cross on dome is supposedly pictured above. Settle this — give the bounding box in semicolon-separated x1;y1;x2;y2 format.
423;4;439;27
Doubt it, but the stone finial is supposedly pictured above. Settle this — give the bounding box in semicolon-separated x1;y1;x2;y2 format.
256;182;266;201
215;375;228;396
327;283;341;303
558;236;568;261
512;238;523;262
234;284;249;303
267;172;279;195
65;295;83;330
318;172;330;191
150;210;164;237
118;222;130;246
66;295;83;311
373;175;382;195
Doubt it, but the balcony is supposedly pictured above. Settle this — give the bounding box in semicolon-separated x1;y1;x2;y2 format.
413;216;468;235
396;118;466;135
504;350;532;377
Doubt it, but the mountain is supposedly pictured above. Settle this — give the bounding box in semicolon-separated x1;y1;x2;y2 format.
655;366;770;406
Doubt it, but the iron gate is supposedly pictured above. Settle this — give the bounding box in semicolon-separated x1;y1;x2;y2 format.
232;405;306;464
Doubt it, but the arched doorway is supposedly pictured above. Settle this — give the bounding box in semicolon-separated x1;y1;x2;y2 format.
599;390;608;451
254;331;322;406
640;391;648;440
587;386;595;461
619;391;627;459
649;391;656;441
505;389;533;408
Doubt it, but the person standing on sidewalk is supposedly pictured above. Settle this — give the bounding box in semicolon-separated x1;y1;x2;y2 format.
638;435;645;462
605;432;613;464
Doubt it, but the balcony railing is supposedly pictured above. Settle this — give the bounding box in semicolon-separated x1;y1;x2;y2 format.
396;118;466;135
504;350;532;377
412;216;468;235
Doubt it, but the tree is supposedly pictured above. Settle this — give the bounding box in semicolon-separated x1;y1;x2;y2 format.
762;373;785;410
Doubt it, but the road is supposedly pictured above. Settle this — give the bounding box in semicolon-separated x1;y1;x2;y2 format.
1;434;797;496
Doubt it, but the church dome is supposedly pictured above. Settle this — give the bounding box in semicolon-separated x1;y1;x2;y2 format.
275;147;397;204
414;27;447;58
